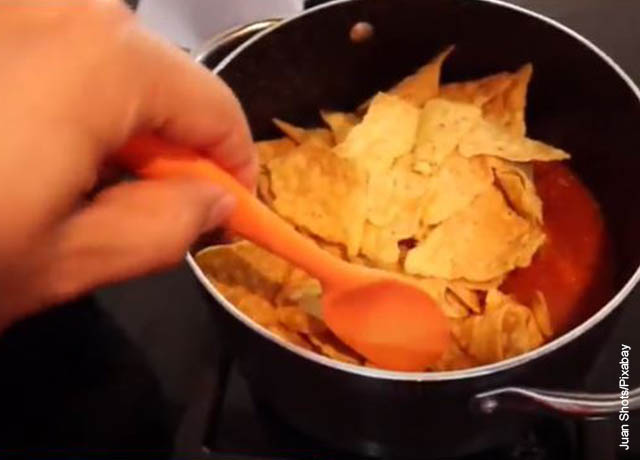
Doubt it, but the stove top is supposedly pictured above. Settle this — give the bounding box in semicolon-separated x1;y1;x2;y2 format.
191;361;582;460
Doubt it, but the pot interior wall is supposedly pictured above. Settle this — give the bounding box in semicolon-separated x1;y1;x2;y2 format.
212;0;640;299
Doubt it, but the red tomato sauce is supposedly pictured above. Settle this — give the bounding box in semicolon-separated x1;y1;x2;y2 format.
502;162;615;335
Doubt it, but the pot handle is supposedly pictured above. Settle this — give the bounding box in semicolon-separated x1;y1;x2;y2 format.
191;19;283;67
472;386;640;417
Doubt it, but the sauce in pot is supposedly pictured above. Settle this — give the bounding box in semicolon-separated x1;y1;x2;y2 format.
502;162;615;334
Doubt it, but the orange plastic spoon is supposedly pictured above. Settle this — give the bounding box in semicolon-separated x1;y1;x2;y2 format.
117;135;450;371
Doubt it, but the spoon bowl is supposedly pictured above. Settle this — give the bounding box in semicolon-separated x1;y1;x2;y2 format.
324;279;451;371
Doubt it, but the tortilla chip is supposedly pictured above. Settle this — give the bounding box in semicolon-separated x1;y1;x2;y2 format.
195;242;293;327
276;267;323;320
366;155;426;225
457;119;570;162
257;171;275;207
441;71;513;107
321;111;360;144
462;289;544;364
454;277;505;291
276;306;327;335
334;95;421;263
312;237;348;260
413;99;483;174
441;64;533;137
227;295;278;329
388;274;449;313
383;45;454;108
256;138;297;208
421;153;493;225
360;222;403;266
336;93;419;174
446;283;481;314
360;219;423;267
442;289;472;319
359;156;428;266
531;291;553;338
489;157;543;223
278;268;322;302
430;338;477;371
267;324;314;350
364;171;403;227
405;187;545;281
268;143;368;255
483;64;532;137
273;119;334;147
196;242;290;300
308;330;364;365
256;138;296;166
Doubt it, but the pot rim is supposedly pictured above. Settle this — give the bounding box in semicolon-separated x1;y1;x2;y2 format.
187;0;640;382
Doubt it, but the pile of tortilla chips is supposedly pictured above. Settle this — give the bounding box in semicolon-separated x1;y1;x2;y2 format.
196;46;566;371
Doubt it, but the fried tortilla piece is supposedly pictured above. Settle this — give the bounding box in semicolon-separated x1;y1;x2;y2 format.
308;330;364;365
413;99;483;174
430;338;477;371
457;119;570;162
268;143;368;255
488;157;543;223
366;155;427;226
360;222;404;267
267;324;315;350
230;295;279;329
276;306;327;335
405;187;546;281
453;277;505;292
310;237;348;260
195;242;293;327
461;289;544;364
483;64;532;137
256;138;296;166
256;139;296;207
488;289;545;350
320;110;360;144
334;95;420;262
360;156;428;266
442;289;472;319
360;45;454;110
257;171;275;207
196;242;291;301
421;153;493;226
442;71;512;106
276;267;323;320
441;64;533;137
273;119;334;147
360;217;423;267
336;93;419;174
446;283;481;314
531;291;553;338
393;274;449;312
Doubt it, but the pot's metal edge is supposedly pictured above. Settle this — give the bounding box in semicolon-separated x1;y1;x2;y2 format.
190;19;282;63
186;0;640;382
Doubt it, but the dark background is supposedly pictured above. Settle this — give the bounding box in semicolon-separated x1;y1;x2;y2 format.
1;0;639;457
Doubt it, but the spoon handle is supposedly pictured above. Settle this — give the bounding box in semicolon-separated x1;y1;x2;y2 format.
118;135;348;286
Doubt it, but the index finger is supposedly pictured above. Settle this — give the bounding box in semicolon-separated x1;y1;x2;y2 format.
136;32;258;188
103;11;257;188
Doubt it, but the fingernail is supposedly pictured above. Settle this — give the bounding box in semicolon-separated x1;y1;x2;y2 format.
205;194;236;230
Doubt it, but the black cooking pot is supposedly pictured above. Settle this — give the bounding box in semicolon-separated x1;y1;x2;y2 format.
186;0;640;457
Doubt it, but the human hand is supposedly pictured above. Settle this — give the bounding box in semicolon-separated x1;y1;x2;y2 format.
0;0;257;330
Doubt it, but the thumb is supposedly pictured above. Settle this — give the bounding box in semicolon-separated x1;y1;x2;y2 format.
40;179;234;307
